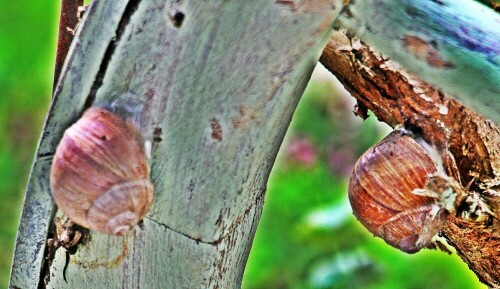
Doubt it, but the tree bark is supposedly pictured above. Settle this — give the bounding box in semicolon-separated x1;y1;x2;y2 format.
10;1;341;288
336;0;500;124
320;30;499;287
53;0;84;90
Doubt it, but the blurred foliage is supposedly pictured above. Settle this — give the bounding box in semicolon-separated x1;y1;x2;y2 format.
242;78;486;289
0;1;492;288
0;1;58;287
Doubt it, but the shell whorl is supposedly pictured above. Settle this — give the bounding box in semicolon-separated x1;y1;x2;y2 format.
87;179;153;235
50;107;154;235
348;131;448;253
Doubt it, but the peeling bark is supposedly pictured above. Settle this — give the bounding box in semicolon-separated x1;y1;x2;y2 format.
336;0;500;123
320;30;499;287
53;0;84;90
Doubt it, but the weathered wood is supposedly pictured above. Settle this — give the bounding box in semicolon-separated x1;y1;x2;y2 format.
10;1;130;288
336;0;500;123
320;30;499;287
10;0;341;288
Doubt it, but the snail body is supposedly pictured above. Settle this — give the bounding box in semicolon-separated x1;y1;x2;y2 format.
50;107;153;235
348;130;452;253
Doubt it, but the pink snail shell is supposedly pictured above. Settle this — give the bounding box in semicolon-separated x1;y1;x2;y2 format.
50;107;154;235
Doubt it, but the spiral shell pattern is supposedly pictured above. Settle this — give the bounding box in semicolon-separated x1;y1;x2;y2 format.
50;107;153;235
348;131;445;253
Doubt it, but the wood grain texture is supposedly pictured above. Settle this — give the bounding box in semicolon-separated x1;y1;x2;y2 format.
336;0;500;123
10;0;342;288
320;30;499;287
10;1;129;288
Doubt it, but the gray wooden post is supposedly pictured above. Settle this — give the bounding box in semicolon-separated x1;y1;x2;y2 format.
9;1;341;288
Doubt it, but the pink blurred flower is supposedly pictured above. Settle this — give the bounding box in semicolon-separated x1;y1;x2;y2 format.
287;137;317;166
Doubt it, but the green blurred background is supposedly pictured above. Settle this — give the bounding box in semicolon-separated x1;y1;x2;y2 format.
0;1;58;287
0;1;493;288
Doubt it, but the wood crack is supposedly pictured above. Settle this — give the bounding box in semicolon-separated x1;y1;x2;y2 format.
145;190;265;247
145;217;220;246
36;210;57;289
85;0;142;109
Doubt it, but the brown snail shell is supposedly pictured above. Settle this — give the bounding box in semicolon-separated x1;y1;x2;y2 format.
348;130;447;253
50;107;154;235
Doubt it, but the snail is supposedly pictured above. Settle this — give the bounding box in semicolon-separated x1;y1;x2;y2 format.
348;130;461;253
50;107;154;235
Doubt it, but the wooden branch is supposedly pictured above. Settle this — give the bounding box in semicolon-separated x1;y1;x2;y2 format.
53;0;83;90
10;0;342;288
336;0;500;124
320;30;499;287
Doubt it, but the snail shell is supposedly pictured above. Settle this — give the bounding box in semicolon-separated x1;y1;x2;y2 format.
348;130;447;253
50;107;154;235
